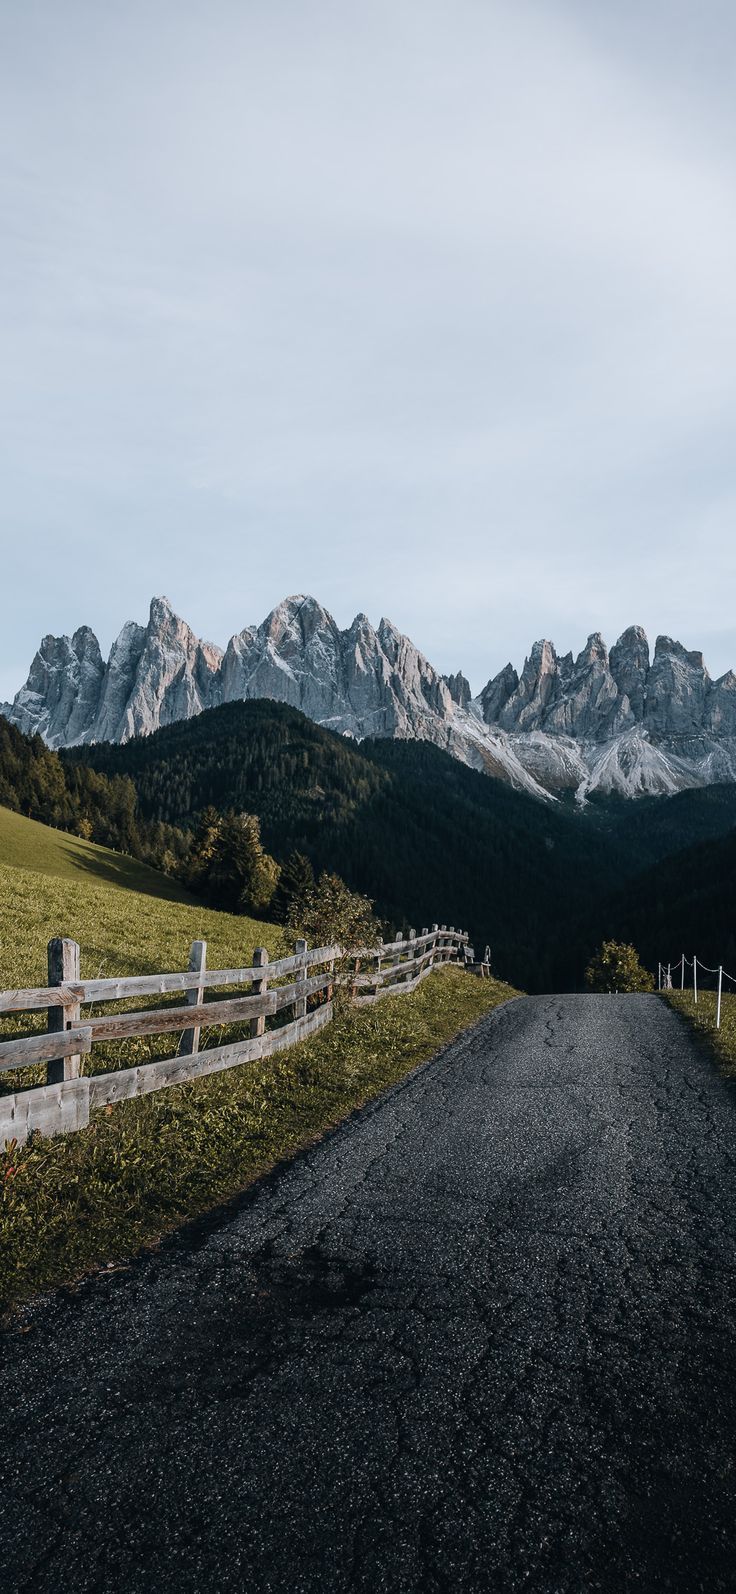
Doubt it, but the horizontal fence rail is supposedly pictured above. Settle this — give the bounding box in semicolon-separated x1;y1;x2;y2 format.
0;925;472;1142
658;953;736;1030
0;944;342;1015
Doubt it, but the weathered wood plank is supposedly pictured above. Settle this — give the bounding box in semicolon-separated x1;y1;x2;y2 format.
179;939;206;1058
81;971;331;1044
88;1002;333;1107
352;945;438;986
0;1077;90;1141
0;1027;92;1072
47;937;82;1085
352;929;466;959
353;962;435;1005
0;945;341;1014
0;987;69;1013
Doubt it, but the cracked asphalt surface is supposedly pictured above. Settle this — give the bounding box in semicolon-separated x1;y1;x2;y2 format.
4;993;736;1593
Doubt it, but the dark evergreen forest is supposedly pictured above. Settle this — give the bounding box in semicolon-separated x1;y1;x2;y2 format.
65;699;736;991
3;702;736;989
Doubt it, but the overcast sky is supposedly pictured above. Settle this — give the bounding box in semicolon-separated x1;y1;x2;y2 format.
2;0;735;700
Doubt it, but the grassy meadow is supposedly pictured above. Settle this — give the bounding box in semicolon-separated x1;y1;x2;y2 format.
0;804;285;989
0;805;517;1311
667;988;736;1078
0;806;289;1093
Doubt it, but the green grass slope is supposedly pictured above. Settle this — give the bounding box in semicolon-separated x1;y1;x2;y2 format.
0;804;191;899
0;804;285;1025
667;990;736;1079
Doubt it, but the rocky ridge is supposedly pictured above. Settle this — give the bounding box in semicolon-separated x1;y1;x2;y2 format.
3;596;736;803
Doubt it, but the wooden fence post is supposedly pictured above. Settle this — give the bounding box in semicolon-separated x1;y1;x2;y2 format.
250;947;269;1039
407;929;416;983
180;940;206;1056
295;939;308;1019
47;938;81;1084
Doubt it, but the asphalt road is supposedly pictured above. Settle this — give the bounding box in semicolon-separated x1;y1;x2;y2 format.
4;993;736;1593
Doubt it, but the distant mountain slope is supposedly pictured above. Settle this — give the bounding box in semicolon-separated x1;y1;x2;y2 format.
593;826;736;977
577;783;736;872
5;594;736;802
71;699;736;991
71;699;619;988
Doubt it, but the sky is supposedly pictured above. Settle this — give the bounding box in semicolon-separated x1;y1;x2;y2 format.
2;0;735;701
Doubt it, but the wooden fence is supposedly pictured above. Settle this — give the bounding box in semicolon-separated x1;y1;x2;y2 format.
0;925;471;1142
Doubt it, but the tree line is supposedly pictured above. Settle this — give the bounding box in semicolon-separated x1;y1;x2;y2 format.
0;714;378;943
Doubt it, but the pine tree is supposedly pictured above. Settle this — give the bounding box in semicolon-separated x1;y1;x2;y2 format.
272;850;315;924
205;812;280;914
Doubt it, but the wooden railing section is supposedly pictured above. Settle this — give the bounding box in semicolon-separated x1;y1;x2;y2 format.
350;925;468;1003
0;926;471;1142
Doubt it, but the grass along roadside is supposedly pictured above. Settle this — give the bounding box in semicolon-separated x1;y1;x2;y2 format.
666;989;736;1078
0;966;517;1314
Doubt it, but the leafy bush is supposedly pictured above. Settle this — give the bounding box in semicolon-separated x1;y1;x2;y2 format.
585;940;654;993
286;870;380;951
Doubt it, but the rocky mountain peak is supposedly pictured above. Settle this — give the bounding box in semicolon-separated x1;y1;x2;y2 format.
4;602;736;804
575;632;608;669
479;663;519;725
654;634;707;669
149;594;175;625
444;672;472;709
530;638;558;671
264;594;336;642
71;624;103;656
347;612;373;635
609;625;649;722
615;623;648;649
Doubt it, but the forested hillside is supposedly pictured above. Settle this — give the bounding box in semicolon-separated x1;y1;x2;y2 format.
592;828;736;977
4;699;736;990
0;715;188;873
71;697;736;991
72;700;622;986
